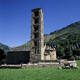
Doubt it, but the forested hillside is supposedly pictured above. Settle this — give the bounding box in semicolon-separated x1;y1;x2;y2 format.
46;21;80;59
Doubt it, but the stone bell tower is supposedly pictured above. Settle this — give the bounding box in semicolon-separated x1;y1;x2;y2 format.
30;8;44;63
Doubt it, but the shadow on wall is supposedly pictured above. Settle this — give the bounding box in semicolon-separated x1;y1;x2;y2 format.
6;51;30;64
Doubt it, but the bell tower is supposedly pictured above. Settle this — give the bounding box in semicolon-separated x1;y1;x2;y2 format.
30;8;44;63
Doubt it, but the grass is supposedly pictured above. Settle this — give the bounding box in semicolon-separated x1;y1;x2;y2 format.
76;60;80;67
0;60;80;80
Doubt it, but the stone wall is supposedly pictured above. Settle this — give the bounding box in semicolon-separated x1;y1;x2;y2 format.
43;49;56;60
22;62;60;68
30;53;41;63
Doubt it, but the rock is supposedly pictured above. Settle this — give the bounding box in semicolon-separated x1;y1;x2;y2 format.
58;60;78;69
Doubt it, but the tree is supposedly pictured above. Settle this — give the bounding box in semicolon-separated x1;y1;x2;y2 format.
64;47;73;60
56;46;65;59
0;49;6;65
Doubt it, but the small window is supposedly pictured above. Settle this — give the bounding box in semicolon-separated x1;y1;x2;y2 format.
35;11;39;16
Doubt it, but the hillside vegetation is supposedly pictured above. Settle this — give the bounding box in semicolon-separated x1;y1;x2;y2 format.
44;21;79;42
46;21;80;59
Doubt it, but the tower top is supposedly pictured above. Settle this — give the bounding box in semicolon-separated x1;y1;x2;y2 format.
32;8;42;12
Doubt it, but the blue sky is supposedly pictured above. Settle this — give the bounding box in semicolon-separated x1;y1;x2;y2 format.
0;0;80;47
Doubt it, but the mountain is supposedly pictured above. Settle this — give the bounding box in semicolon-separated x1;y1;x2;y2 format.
0;43;10;51
10;41;31;51
46;21;80;42
46;21;80;46
11;21;80;51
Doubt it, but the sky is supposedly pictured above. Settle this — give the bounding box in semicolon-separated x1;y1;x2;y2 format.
0;0;80;47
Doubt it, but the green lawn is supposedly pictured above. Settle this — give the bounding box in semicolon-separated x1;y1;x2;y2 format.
0;61;80;80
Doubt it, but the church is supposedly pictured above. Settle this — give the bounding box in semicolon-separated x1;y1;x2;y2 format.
6;8;56;64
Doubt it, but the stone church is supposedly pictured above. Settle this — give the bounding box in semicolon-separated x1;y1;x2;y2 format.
30;8;56;63
6;8;56;64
